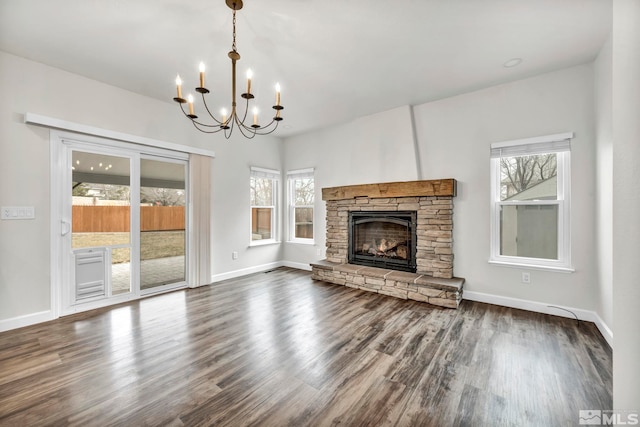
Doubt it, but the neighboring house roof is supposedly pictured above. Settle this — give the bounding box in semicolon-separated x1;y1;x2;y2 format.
505;175;557;201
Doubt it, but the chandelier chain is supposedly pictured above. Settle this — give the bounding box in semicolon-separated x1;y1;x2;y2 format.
232;8;237;52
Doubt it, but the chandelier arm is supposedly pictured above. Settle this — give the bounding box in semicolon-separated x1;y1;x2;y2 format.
237;119;269;135
238;117;280;135
236;126;257;139
235;99;281;133
257;118;277;129
234;116;258;139
191;120;225;134
236;112;261;132
253;120;280;135
224;114;237;139
200;92;224;126
180;103;218;129
239;96;250;124
237;121;258;133
178;102;192;118
190;117;225;129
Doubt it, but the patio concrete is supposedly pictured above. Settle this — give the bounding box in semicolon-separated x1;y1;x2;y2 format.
112;255;185;294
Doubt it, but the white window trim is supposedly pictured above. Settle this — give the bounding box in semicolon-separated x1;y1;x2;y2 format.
287;168;315;244
489;132;574;272
249;166;280;246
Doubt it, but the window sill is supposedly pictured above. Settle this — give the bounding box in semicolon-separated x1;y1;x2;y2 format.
286;239;315;246
249;239;281;247
488;259;574;273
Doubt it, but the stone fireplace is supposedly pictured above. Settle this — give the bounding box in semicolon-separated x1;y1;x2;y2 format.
349;210;417;273
311;179;465;308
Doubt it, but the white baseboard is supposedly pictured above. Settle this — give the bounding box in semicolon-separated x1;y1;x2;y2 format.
210;261;285;283
282;260;313;271
0;310;55;333
463;290;613;348
210;260;314;283
590;314;613;348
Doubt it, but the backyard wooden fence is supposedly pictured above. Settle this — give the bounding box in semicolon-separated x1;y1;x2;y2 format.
72;206;185;232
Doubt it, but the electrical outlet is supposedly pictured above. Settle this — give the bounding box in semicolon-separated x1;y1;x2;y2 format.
521;272;531;284
316;248;324;258
232;251;238;260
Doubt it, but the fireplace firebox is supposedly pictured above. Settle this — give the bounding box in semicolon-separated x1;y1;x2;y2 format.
348;211;417;273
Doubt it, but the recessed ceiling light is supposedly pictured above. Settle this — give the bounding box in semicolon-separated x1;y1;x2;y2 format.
503;58;523;68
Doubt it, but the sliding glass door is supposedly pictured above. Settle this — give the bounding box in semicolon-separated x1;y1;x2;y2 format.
57;135;189;314
140;157;187;293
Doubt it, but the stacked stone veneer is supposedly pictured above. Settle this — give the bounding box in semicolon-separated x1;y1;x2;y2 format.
325;196;455;278
311;180;464;309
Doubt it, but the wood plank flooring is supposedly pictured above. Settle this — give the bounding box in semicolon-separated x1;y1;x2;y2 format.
0;267;612;426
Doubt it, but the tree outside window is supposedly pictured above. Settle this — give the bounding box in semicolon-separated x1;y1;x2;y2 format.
500;153;557;201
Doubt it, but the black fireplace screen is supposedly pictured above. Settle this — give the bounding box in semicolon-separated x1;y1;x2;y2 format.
348;211;417;273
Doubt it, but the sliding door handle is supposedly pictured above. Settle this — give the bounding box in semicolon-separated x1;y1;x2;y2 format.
61;220;71;236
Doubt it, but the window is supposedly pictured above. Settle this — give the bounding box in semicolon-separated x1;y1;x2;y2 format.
490;132;573;271
250;167;279;244
287;168;314;243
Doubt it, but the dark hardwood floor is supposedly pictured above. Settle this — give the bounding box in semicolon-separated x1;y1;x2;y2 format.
0;267;612;426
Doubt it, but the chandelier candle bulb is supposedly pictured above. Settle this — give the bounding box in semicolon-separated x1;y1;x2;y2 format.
246;69;253;95
275;83;281;106
199;62;205;88
221;108;228;125
176;75;183;99
253;107;258;125
187;94;195;115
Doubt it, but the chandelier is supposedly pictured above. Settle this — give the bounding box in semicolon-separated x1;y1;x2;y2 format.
172;0;284;139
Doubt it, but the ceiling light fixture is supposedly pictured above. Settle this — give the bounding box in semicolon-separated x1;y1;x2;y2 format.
172;0;284;139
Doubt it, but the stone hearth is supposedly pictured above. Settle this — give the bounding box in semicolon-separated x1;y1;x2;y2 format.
311;179;465;309
310;260;464;308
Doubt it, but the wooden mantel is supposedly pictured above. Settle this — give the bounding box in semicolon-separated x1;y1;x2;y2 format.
322;179;457;201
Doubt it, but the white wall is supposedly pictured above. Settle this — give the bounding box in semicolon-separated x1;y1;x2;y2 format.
594;34;614;332
0;51;283;325
282;105;419;266
415;64;598;311
284;64;601;320
612;0;640;410
210;134;284;278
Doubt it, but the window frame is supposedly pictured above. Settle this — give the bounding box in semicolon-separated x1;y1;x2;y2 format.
287;168;315;244
249;166;280;246
489;132;574;272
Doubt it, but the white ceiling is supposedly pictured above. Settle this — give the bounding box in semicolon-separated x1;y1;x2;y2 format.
0;0;612;138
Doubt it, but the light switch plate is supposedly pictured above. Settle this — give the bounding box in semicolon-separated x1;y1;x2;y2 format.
1;206;35;220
